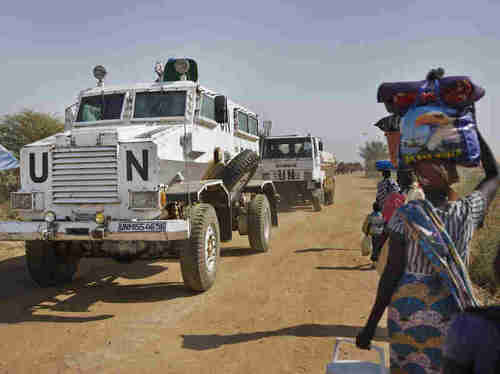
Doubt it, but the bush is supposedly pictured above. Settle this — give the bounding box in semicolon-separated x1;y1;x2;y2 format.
457;167;500;298
0;110;63;202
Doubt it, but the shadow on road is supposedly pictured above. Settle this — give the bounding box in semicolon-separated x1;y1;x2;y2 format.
181;323;388;351
0;255;193;324
220;247;263;257
278;202;314;213
295;248;360;254
316;264;374;271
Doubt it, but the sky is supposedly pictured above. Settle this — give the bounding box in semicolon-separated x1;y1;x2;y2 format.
1;0;500;162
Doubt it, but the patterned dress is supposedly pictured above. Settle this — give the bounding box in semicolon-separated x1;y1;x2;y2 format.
376;178;400;210
386;191;486;374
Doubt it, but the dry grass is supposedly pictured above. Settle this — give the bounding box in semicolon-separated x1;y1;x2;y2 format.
456;167;500;304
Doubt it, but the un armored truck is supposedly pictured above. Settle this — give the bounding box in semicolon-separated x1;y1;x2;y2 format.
1;58;279;292
259;135;335;211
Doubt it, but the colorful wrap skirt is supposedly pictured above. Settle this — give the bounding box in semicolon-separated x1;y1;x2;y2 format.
388;272;460;374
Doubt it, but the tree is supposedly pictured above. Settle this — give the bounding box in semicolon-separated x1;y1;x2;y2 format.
0;110;64;203
358;140;389;172
0;109;64;159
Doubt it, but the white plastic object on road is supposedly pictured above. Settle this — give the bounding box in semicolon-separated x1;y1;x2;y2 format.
325;338;388;374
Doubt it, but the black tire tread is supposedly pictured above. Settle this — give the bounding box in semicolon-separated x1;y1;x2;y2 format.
248;194;271;252
180;203;220;291
312;193;322;212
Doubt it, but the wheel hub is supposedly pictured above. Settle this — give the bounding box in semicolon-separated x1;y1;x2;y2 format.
205;224;217;272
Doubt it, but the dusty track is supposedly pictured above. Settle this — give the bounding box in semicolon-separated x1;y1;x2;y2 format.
0;174;389;373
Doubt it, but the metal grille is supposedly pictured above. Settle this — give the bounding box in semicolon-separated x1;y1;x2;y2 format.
51;146;119;204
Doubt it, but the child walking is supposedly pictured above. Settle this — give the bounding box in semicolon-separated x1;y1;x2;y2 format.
362;202;385;268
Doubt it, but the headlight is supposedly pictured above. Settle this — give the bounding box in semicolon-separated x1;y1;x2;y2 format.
95;212;105;224
159;191;167;207
44;211;56;223
129;191;158;209
11;193;33;210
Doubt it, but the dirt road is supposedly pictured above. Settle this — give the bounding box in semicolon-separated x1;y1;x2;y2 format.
0;174;389;373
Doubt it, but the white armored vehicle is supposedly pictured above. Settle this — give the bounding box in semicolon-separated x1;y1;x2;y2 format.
2;58;279;291
259;135;335;211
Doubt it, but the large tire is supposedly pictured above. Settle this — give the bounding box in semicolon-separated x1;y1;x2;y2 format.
324;177;335;205
312;190;322;212
180;203;221;292
216;150;260;202
324;187;334;205
25;240;80;287
248;194;272;252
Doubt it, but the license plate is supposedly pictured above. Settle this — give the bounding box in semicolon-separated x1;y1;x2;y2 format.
118;222;167;232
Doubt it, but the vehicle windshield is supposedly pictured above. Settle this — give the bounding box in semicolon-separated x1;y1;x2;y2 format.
262;138;313;159
134;91;186;118
76;93;125;122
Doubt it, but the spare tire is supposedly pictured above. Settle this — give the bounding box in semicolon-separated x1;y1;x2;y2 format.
216;150;260;202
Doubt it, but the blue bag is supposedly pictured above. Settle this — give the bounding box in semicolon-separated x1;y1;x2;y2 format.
399;80;481;167
375;160;395;171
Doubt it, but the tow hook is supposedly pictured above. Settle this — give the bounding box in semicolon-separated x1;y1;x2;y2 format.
92;226;106;240
42;223;57;240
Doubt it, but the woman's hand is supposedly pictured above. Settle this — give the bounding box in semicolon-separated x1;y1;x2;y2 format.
356;326;375;350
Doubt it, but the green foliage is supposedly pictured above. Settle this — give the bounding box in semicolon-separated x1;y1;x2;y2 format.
358;140;389;172
0;109;64;159
0;110;64;203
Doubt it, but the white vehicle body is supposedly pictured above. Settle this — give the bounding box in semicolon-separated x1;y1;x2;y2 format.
12;80;259;227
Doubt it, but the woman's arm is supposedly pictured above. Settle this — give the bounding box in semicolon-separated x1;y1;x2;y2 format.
475;130;500;207
357;232;406;348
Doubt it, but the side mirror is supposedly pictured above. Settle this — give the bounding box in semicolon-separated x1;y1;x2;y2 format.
214;95;227;124
319;141;323;151
65;104;77;131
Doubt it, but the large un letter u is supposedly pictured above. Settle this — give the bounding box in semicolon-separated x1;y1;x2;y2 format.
29;152;48;183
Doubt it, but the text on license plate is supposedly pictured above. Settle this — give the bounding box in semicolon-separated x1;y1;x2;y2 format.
118;222;167;232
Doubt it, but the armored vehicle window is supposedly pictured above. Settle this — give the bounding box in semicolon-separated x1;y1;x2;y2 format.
248;116;258;136
262;138;312;159
134;91;186;118
200;94;215;121
237;111;248;132
77;93;125;122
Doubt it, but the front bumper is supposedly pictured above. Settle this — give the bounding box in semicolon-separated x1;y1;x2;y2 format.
0;220;190;241
273;180;317;190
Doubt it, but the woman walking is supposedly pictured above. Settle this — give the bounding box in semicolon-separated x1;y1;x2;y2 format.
356;130;499;374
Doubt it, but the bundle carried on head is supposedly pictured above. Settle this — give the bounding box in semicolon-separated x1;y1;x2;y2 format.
376;68;485;116
374;68;484;169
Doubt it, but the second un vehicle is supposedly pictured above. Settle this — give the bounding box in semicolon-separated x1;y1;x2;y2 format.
2;58;279;292
259;134;336;211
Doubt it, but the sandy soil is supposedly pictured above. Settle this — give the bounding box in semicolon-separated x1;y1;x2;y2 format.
0;174;389;373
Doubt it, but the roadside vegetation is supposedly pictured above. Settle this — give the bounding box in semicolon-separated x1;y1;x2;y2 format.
0;110;63;218
456;167;500;302
358;140;389;178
